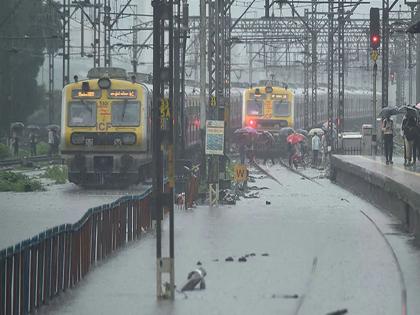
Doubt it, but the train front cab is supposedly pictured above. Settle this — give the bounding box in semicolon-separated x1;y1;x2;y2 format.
242;86;294;133
60;77;150;186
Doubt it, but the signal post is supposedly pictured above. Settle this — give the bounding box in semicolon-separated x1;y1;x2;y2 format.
370;8;380;155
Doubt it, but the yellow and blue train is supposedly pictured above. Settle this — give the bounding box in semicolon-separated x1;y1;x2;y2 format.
61;69;374;186
242;85;294;132
60;68;151;186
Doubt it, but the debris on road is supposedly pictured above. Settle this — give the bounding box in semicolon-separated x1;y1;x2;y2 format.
180;267;207;292
325;309;348;315
271;294;299;299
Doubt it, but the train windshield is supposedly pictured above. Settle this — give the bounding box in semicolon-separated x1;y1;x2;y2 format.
112;101;140;126
68;101;96;127
273;100;289;116
247;99;263;116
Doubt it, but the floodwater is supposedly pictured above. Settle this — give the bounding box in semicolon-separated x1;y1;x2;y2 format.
0;180;149;249
30;164;420;315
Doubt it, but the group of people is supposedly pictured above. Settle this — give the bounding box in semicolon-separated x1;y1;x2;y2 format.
237;130;331;170
382;114;420;166
288;132;328;169
9;127;60;158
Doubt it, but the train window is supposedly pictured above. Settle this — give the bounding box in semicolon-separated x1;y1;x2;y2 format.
272;100;289;116
111;101;140;126
68;101;96;127
247;99;263;116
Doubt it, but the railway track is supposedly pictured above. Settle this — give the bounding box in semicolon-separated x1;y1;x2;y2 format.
0;155;62;169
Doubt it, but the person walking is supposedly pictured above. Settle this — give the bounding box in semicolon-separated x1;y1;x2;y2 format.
321;133;327;169
413;121;420;165
402;115;417;166
48;128;55;157
415;120;420;164
311;132;320;168
12;135;19;157
29;132;37;156
382;116;394;165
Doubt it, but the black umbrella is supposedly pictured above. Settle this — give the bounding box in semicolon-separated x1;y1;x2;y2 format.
27;125;40;131
378;106;399;118
279;127;294;136
257;131;275;144
46;124;60;131
296;129;308;137
10;122;25;130
398;105;417;117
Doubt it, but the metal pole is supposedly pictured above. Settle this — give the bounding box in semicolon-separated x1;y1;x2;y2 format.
311;0;317;127
408;5;414;105
152;0;163;298
373;62;378;155
48;52;54;124
248;43;252;86
168;0;175;299
199;0;207;183
382;0;389;108
104;0;112;67
132;8;138;74
338;0;345;138
327;0;334;151
415;4;420;104
304;9;309;130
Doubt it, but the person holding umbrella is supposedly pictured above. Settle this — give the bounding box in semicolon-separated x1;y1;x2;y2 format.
402;113;417;166
382;115;394;165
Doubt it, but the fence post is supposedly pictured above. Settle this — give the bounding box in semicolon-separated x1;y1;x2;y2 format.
13;243;21;315
63;224;72;291
0;249;5;315
57;225;65;294
37;232;45;307
21;239;31;315
51;227;58;297
91;210;97;265
29;236;38;312
5;246;13;315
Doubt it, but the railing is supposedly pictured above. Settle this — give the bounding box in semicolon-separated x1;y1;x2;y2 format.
0;173;200;315
0;190;153;315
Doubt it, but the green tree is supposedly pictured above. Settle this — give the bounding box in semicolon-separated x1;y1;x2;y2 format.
0;0;61;136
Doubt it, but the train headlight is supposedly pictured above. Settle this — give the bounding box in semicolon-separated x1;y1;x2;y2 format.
98;77;111;89
122;133;136;145
71;133;85;145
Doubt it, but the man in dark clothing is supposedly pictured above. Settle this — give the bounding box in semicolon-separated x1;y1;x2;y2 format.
413;122;420;164
402;115;417;166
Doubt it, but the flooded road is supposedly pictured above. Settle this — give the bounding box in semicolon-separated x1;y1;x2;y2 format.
0;181;149;248
34;164;420;315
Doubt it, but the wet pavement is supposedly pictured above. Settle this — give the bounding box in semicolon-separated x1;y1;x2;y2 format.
33;164;420;315
0;181;149;249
